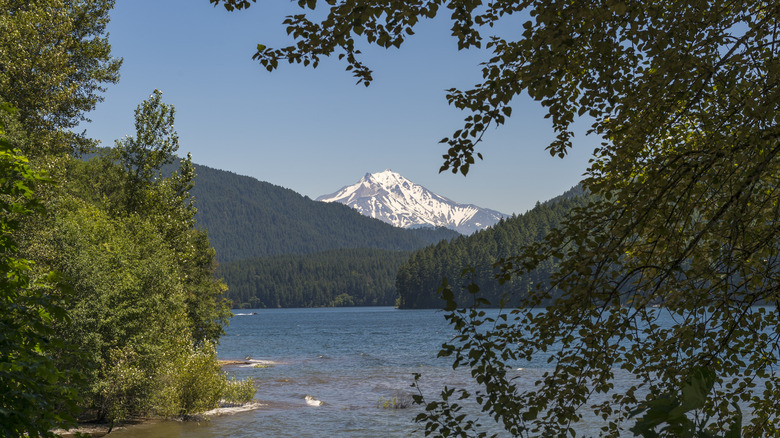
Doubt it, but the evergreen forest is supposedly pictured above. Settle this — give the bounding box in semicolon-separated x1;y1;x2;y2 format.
396;186;591;308
218;248;411;308
169;161;458;308
182;163;460;262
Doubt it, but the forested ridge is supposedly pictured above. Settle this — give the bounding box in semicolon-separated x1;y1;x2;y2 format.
397;186;590;308
181;163;460;262
219;248;412;308
204;173;582;310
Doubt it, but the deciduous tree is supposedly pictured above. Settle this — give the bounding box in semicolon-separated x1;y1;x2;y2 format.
211;0;780;436
0;0;121;156
47;91;238;423
0;103;80;437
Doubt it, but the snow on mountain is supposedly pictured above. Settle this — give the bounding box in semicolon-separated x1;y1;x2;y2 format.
316;170;507;234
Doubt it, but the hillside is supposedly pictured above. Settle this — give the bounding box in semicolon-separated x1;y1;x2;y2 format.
183;164;459;262
396;186;591;309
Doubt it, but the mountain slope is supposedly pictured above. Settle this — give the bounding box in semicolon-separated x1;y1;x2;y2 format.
185;164;459;262
317;170;506;234
396;185;591;309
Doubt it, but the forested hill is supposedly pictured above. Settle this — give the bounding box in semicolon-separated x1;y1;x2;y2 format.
179;163;459;262
396;185;592;309
218;248;410;308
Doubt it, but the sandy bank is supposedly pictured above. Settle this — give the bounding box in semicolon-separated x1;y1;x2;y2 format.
218;359;251;366
52;419;147;437
52;402;263;436
202;401;264;416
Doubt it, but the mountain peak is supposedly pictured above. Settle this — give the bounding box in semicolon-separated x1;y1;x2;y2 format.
363;169;397;179
316;171;506;234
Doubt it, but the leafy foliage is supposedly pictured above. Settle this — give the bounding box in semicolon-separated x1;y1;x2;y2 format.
0;103;80;437
2;0;250;428
114;89;179;210
0;0;121;156
20;92;246;425
629;367;742;438
213;0;780;436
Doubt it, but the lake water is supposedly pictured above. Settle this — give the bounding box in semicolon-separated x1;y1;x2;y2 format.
104;306;769;437
110;307;474;437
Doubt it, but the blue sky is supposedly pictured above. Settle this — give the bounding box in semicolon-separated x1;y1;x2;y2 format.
83;0;597;215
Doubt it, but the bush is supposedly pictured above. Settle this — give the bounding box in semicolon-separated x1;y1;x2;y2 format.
221;376;256;406
153;341;255;417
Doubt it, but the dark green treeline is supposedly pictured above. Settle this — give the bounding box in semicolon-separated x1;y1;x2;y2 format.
219;248;412;308
396;186;591;309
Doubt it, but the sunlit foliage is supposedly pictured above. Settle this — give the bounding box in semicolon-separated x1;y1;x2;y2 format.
37;91;238;423
213;0;780;435
0;103;81;437
0;0;121;156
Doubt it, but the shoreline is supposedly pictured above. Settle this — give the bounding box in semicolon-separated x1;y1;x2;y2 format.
55;359;258;436
217;359;251;366
53;402;263;437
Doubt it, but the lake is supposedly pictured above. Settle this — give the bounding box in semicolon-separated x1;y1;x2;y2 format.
104;306;754;437
110;307;471;437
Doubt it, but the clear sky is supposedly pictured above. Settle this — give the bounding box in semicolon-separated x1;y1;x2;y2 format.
82;0;597;215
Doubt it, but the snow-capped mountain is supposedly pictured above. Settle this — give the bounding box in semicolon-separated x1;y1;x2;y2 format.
316;170;507;234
